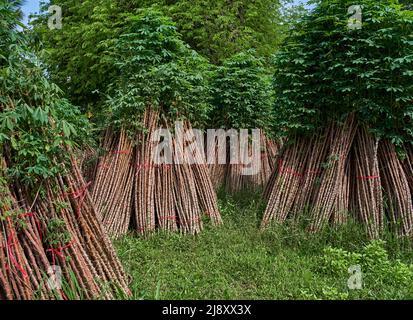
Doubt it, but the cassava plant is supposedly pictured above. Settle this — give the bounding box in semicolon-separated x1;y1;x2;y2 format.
262;0;413;239
0;1;130;299
272;0;413;144
91;9;222;238
209;50;281;193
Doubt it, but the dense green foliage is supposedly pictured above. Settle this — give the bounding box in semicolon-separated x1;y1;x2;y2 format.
115;191;413;300
400;0;413;10
156;0;285;64
0;0;24;62
318;241;413;299
4;0;413;301
210;50;274;133
273;0;413;145
117;0;286;63
0;0;90;187
33;0;129;112
106;9;212;131
33;0;287;111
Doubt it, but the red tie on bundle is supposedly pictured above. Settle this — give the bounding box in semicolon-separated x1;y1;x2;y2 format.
278;159;303;178
357;175;380;180
66;182;92;218
46;241;73;266
137;226;147;233
5;230;28;279
112;150;130;155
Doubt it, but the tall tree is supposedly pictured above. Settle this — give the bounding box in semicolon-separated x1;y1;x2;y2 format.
32;0;286;112
99;0;286;63
1;0;24;67
160;0;285;64
33;0;129;113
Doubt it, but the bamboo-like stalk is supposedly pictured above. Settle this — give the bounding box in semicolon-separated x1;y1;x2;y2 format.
184;122;222;226
352;127;383;238
308;115;357;233
211;132;281;194
1;158;59;300
332;161;351;226
134;108;159;234
92;129;135;237
261;116;412;240
261;137;309;227
402;145;413;195
90;108;222;237
1;155;130;300
379;141;413;237
154;163;177;232
208;137;227;190
290;131;329;218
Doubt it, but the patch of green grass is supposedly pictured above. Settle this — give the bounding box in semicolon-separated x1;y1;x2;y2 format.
114;190;413;300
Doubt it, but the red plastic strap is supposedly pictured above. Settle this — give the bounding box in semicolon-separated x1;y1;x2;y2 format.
137;226;156;233
19;212;35;218
278;160;323;178
136;163;148;176
136;163;172;175
277;159;284;173
137;163;172;169
176;216;201;227
281;168;303;177
46;241;73;266
60;289;69;301
71;182;92;199
136;163;151;170
278;160;303;178
6;231;28;278
357;175;380;180
161;164;172;170
65;182;92;218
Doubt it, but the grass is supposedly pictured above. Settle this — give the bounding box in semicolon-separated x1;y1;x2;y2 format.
114;190;413;300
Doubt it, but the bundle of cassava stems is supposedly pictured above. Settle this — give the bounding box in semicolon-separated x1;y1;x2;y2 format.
0;156;130;300
262;114;413;239
91;108;222;238
209;132;282;193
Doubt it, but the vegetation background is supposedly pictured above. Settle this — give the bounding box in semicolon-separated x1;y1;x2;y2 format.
5;0;413;300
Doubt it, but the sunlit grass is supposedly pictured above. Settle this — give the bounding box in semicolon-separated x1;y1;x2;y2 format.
114;190;413;300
